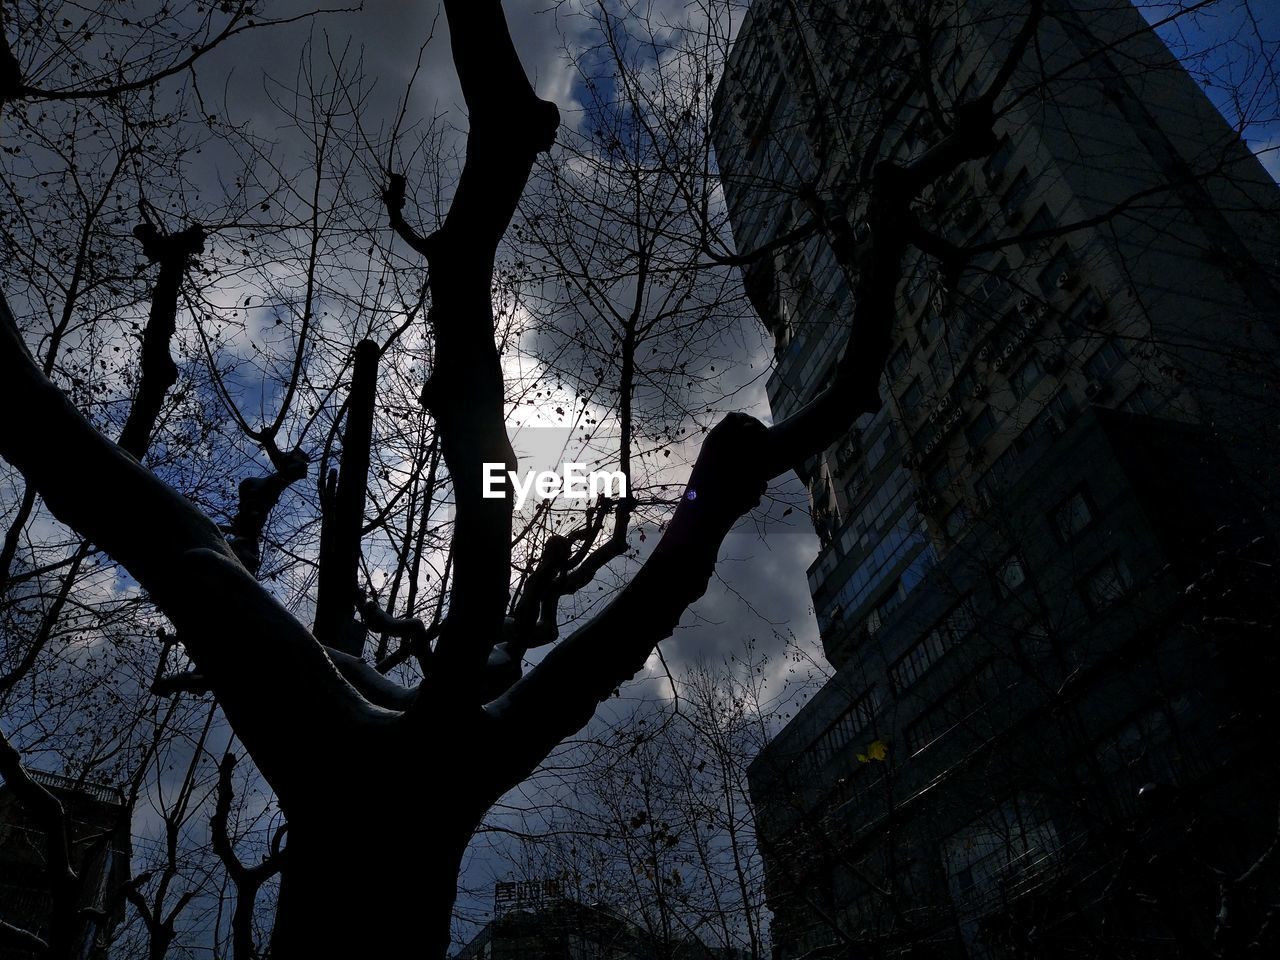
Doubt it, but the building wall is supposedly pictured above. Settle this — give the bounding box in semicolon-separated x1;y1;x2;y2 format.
713;1;1280;956
0;771;131;959
455;897;728;960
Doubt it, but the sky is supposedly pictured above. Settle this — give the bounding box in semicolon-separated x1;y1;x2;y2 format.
1140;0;1280;179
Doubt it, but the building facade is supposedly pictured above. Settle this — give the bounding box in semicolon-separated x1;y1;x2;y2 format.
456;884;728;960
0;769;131;959
712;1;1280;956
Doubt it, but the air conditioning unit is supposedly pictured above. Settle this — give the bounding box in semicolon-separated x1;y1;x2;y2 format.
1056;271;1076;290
1085;379;1111;401
972;382;989;399
1045;414;1066;437
1017;295;1034;313
1035;303;1050;320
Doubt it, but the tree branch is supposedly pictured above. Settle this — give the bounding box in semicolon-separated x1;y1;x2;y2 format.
213;752;282;960
386;0;561;698
227;447;309;577
313;339;379;656
0;292;388;806
0;920;47;953
488;413;769;789
117;222;206;460
1;4;360;107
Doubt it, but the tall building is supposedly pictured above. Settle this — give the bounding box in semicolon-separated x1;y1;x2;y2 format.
712;1;1280;956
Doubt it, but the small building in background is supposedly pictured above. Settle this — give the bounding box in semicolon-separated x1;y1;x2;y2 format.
0;770;131;960
456;881;732;960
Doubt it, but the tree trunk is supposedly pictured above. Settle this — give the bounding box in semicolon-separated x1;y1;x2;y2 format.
271;798;472;959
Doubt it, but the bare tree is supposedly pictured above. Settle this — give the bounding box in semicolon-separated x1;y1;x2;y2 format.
497;657;774;958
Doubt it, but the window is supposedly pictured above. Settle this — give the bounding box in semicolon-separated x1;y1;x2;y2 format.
972;259;1012;305
1063;290;1106;337
1020;205;1056;257
1051;489;1094;541
906;660;999;754
832;511;929;625
892;628;951;693
944;502;970;539
1000;169;1031;219
995;553;1027;597
900;376;925;413
886;342;909;382
965;407;998;447
901;544;937;595
1123;383;1159;415
921;303;945;345
904;270;928;313
1026;388;1077;442
890;598;975;691
928;346;950;386
1009;354;1045;398
906;704;952;754
805;685;881;773
835;432;862;470
1094;701;1204;813
980;442;1024;497
1083;555;1133;610
943;796;1061;909
852;685;881;728
983;137;1015;185
865;583;904;635
1036;250;1075;298
864;425;891;471
1085;339;1126;381
926;457;954;495
1017;619;1053;659
940;50;963;91
902;115;933;162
